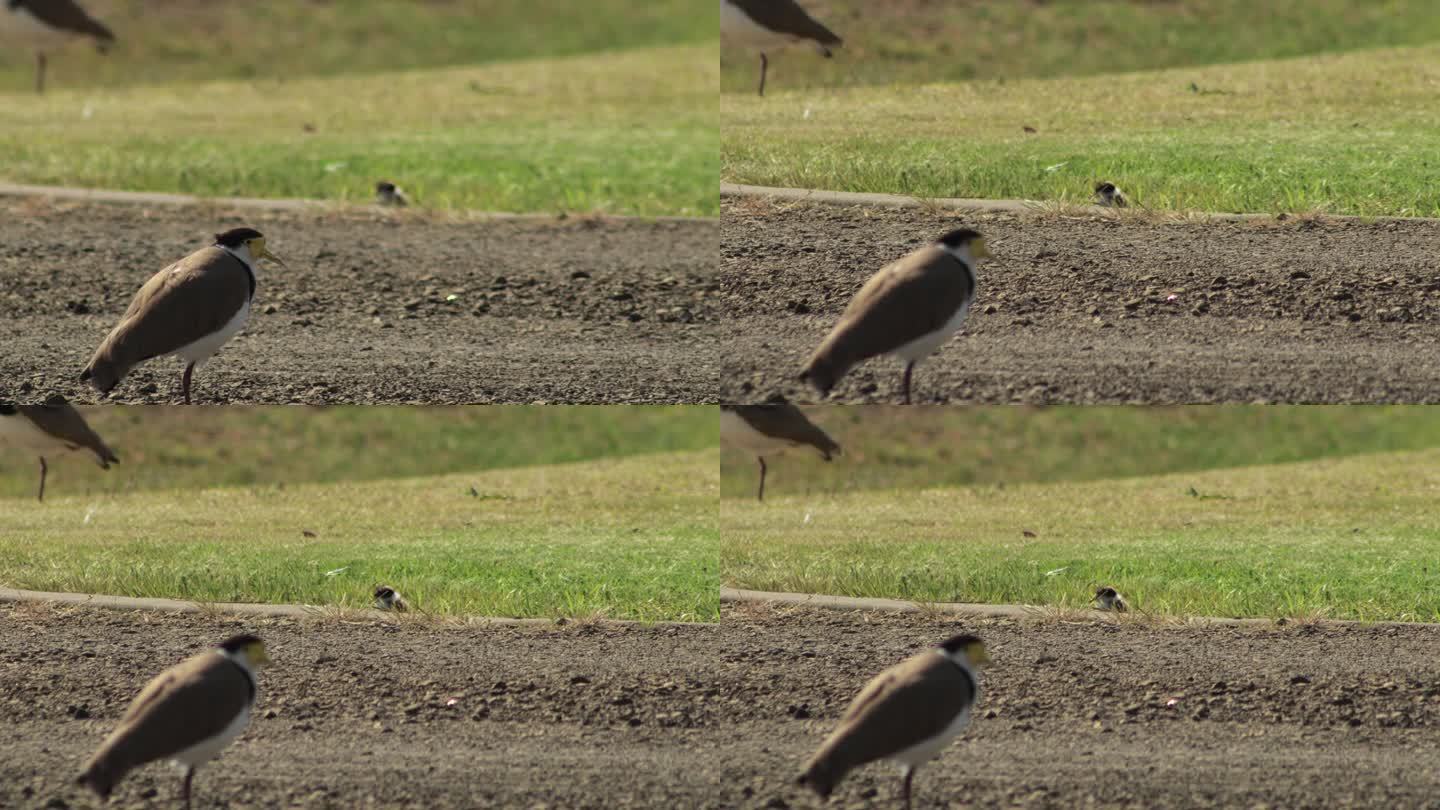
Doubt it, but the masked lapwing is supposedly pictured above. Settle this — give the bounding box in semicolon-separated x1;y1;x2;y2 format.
1094;181;1128;208
375;180;409;207
0;0;115;93
721;0;841;97
79;634;270;810
374;585;408;612
720;403;839;501
81;227;287;404
800;634;989;810
1094;586;1128;612
0;394;118;501
802;228;988;404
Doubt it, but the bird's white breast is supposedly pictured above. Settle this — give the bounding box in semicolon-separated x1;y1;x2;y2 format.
172;297;251;367
170;700;252;768
890;258;978;363
720;410;796;455
887;661;981;768
891;297;974;364
720;0;796;49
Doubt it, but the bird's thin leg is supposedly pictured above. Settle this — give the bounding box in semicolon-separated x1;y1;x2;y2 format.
35;52;45;94
901;766;915;810
757;457;767;502
182;766;194;810
182;362;196;405
758;53;768;97
37;457;47;502
902;362;915;405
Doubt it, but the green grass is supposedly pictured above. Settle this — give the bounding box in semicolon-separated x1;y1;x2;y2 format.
1;0;716;92
2;44;717;216
3;449;719;622
722;448;1440;622
723;44;1440;217
721;0;1440;92
721;406;1440;499
0;405;716;499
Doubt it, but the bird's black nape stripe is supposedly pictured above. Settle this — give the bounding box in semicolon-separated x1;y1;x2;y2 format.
936;228;982;249
225;655;258;702
0;402;15;415
214;227;263;248
938;633;983;654
218;633;263;652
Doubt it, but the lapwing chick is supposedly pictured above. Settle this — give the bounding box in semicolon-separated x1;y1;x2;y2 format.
0;394;118;501
1;0;115;93
375;180;409;207
721;0;841;97
81;227;287;404
374;585;408;612
78;634;269;810
800;634;989;810
802;228;988;404
1094;181;1128;208
720;403;839;501
1094;586;1128;612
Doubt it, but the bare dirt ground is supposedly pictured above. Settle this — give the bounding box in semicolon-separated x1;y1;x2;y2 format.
720;200;1440;404
0;201;719;404
1;604;723;810
9;602;1440;809
717;604;1440;809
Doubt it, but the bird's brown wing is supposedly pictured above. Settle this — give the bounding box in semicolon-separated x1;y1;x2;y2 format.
806;652;976;775
19;0;115;41
89;652;253;773
734;404;841;458
17;396;117;465
730;0;841;45
807;248;975;374
90;247;253;369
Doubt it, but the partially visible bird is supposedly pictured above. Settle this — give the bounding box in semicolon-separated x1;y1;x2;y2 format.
375;181;409;207
81;227;288;404
800;634;990;810
721;0;841;97
374;585;408;612
78;634;270;810
802;228;989;404
0;0;116;93
1094;181;1128;208
0;394;118;501
720;402;840;501
1094;586;1128;612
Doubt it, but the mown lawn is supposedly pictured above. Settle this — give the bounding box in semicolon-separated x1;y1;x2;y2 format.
2;44;717;216
0;405;716;499
723;44;1440;216
722;447;1440;622
721;0;1440;91
1;0;715;91
720;406;1440;499
3;449;719;622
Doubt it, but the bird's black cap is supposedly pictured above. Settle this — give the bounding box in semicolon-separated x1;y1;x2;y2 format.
936;228;983;248
214;227;264;248
938;633;984;653
217;633;264;652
